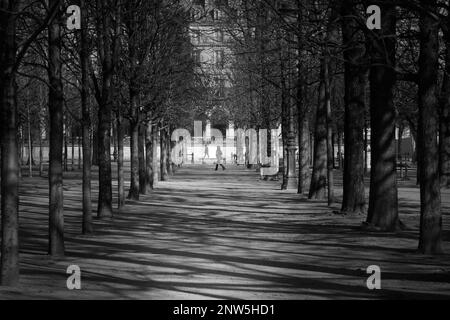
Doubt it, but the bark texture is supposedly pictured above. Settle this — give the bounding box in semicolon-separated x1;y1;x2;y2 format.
418;0;443;254
48;0;65;255
367;3;399;231
340;0;367;215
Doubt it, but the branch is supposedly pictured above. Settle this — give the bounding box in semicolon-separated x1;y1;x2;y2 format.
13;0;62;73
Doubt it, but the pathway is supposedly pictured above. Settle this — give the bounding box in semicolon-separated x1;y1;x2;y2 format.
1;165;450;299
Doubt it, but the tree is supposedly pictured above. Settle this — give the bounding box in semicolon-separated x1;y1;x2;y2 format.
366;1;399;231
121;0;193;197
125;0;141;200
324;0;340;206
80;0;93;234
417;0;443;254
296;1;310;195
1;0;61;284
0;0;21;286
138;124;147;193
160;125;169;181
94;0;117;218
144;123;155;192
309;60;328;200
340;0;367;215
441;7;450;189
151;125;159;184
48;0;65;256
116;110;125;209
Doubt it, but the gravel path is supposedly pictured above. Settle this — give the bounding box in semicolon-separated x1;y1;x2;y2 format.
1;165;449;299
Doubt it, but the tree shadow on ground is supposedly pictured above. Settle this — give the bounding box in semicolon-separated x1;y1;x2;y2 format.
2;165;449;299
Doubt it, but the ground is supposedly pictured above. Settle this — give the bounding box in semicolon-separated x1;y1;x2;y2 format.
0;164;449;300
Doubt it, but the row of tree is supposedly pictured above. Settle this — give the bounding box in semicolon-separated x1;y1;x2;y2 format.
1;0;448;288
220;0;447;254
0;0;201;286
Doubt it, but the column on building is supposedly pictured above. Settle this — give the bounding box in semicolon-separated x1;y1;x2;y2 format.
226;122;235;163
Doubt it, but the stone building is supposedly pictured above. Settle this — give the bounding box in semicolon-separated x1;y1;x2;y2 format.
188;0;236;163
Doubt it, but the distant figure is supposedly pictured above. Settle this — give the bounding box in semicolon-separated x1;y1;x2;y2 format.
215;146;226;171
178;148;184;168
203;143;209;160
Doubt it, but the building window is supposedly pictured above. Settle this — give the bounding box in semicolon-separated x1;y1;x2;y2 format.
192;31;200;44
194;50;202;64
215;30;224;42
212;9;224;20
214;50;224;69
218;79;225;97
193;31;206;44
214;77;225;97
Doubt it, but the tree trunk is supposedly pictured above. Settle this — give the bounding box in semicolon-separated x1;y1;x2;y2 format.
78;136;82;170
152;124;159;184
0;0;20;285
92;130;99;166
309;62;328;200
364;124;369;174
127;15;140;199
63;122;68;172
440;12;450;188
331;132;336;169
418;1;443;254
0;80;19;286
281;131;288;189
298;117;311;194
409;122;418;163
128;120;140;200
325;61;335;206
27;104;33;177
340;0;367;215
280;46;290;190
18;125;23;166
39;121;44;177
366;3;399;231
97;106;113;218
139;124;147;193
337;130;342;170
166;129;174;176
116;110;125;210
145;122;154;193
97;0;114;218
17;106;21;180
48;0;65;256
397;125;404;161
160;126;169;181
324;0;340;206
80;0;93;234
408;123;421;185
112;120;118;162
71;127;75;171
296;3;309;195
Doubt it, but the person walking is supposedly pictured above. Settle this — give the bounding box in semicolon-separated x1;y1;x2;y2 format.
203;143;209;160
215;146;226;171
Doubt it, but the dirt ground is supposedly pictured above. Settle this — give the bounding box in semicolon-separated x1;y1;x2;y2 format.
0;164;449;300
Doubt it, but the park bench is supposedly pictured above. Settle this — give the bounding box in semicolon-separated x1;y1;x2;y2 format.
260;161;280;181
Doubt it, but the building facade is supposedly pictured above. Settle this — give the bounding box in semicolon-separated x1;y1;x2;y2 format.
188;0;236;162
